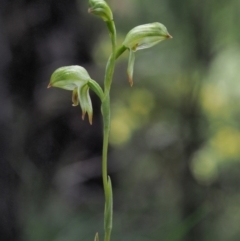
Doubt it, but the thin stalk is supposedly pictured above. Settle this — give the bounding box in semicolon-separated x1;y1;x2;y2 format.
101;20;116;241
104;20;117;93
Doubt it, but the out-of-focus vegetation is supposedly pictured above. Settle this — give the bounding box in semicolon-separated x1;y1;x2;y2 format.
0;0;240;241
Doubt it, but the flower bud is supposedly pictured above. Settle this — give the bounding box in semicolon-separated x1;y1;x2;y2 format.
122;22;172;86
48;65;93;124
88;0;113;22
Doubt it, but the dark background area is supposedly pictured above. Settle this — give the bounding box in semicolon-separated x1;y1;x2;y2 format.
0;0;240;241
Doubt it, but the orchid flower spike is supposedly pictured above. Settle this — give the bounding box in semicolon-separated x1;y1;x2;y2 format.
122;22;172;86
88;0;113;22
48;65;94;124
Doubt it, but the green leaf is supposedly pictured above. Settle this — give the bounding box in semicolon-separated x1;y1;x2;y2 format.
104;176;113;232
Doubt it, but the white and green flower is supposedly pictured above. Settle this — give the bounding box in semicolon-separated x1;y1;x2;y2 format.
122;22;172;86
48;65;93;124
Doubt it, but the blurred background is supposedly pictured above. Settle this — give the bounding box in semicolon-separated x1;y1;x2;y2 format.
1;0;240;240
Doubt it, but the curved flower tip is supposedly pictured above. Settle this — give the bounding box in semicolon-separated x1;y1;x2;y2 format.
127;49;135;86
82;111;93;125
48;65;93;125
128;75;133;87
88;0;113;22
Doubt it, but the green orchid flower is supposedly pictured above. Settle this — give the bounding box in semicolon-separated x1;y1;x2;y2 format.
48;65;94;124
122;22;172;86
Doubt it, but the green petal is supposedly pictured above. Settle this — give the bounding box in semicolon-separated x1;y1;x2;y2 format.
48;65;91;90
123;22;172;51
127;50;135;86
72;87;79;106
78;84;93;125
88;79;104;101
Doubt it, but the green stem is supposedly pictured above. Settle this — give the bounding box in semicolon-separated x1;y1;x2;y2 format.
115;45;127;60
101;19;116;241
104;20;117;93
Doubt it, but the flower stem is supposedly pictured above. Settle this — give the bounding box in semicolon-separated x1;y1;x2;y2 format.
101;19;116;241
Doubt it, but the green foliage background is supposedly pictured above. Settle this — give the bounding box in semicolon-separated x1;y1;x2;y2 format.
92;1;240;240
1;0;240;241
24;0;240;240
